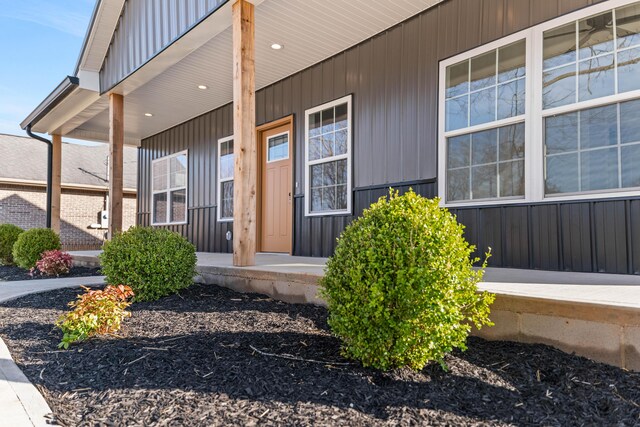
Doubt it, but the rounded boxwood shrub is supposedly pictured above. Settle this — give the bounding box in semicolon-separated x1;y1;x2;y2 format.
100;226;197;302
12;228;61;269
320;189;494;371
0;224;24;265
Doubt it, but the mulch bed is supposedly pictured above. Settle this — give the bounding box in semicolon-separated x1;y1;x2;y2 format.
0;284;638;426
0;265;101;282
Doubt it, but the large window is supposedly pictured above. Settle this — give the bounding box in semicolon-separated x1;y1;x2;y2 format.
439;0;640;205
152;151;187;225
305;95;352;216
217;136;234;221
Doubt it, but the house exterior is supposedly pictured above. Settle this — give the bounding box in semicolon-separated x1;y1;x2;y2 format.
0;134;137;250
21;0;640;273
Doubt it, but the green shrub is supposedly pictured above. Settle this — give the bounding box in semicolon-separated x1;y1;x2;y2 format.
100;226;197;302
56;285;134;349
320;189;494;371
0;224;24;265
12;228;61;269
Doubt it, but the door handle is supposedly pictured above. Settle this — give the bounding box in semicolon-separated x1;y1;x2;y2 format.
289;192;292;202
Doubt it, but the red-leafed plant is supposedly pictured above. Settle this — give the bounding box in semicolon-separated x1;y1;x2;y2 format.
34;250;73;277
56;285;135;349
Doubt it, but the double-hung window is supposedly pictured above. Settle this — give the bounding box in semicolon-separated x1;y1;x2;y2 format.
217;136;234;221
305;95;352;216
152;151;187;225
439;0;640;205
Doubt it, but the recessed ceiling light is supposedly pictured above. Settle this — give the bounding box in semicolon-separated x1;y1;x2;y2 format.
198;85;208;90
144;113;153;117
270;43;283;50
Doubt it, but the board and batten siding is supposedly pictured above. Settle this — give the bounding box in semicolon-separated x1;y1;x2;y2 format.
138;0;640;274
101;0;228;91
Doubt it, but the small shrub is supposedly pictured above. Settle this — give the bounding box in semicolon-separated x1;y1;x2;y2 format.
0;224;24;265
100;226;197;302
35;250;73;277
12;228;61;269
320;189;494;371
56;285;134;349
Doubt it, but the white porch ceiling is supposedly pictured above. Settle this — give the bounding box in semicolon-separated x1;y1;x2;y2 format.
65;0;443;144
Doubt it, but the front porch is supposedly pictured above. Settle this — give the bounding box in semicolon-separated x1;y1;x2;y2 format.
70;251;640;371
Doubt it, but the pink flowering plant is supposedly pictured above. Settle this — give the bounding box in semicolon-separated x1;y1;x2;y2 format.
34;250;73;277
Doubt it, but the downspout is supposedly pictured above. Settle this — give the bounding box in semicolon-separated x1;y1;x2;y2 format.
25;125;53;229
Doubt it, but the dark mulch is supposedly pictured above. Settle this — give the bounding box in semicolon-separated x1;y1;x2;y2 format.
0;285;638;426
0;265;101;282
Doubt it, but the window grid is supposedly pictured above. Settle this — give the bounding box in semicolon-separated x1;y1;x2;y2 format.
305;95;352;216
439;0;640;207
151;151;188;225
217;137;234;222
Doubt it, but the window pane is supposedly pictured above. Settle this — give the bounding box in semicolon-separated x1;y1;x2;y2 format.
621;99;640;144
617;3;640;49
268;134;289;162
447;168;470;202
335;103;348;129
309;112;321;137
153;159;168;191
471;129;497;165
622;144;640;187
499;123;525;161
581;147;618;191
321;133;335;158
170;189;186;223
472;164;497;199
545;113;578;155
220;141;234;180
311;189;322;212
322;187;335;211
469;87;496;126
578;11;614;59
221;181;234;219
543;64;576;108
322;162;336;186
580;104;617;149
321;107;334;134
447;134;471;169
170;155;187;188
546;153;579;194
578;54;615;101
497;78;525;120
335;129;348;155
470;50;496;91
309;136;322;161
499;160;524;197
153;192;167;223
617;47;640;93
544;23;577;69
336;159;348;185
336;185;348;210
311;164;323;188
446;60;469;98
445;96;468;131
498;40;526;83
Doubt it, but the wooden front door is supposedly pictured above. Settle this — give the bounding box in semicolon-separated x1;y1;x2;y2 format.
259;118;293;253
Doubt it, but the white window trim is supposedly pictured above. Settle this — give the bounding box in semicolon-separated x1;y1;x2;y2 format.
438;0;640;207
151;150;188;226
304;94;353;216
266;130;290;163
217;135;234;222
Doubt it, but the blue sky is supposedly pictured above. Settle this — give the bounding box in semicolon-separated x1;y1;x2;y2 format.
0;0;95;138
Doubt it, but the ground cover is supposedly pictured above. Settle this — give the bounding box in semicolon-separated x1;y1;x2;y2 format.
0;284;638;426
0;265;101;282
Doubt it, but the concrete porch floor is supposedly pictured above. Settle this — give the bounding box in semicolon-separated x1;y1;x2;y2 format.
70;251;640;371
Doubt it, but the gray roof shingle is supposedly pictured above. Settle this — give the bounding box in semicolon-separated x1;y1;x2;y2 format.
0;133;137;190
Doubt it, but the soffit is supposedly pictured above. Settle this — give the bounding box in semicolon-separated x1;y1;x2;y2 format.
66;0;443;143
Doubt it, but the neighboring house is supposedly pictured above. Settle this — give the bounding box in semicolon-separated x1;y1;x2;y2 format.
0;134;137;250
20;0;640;273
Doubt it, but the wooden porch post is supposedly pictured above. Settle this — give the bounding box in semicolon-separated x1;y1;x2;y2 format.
108;93;124;239
50;134;62;234
232;0;257;266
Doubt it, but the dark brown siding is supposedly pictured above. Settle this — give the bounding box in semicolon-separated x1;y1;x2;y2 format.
137;0;637;274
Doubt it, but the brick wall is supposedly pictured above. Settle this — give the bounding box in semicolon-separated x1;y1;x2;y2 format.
0;184;136;250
